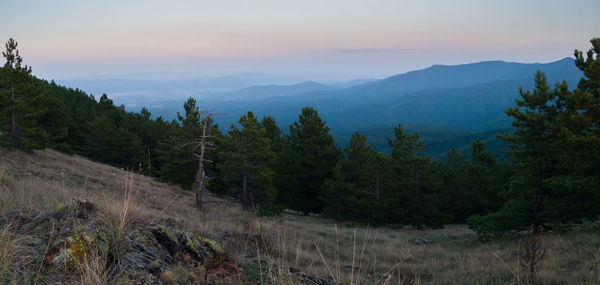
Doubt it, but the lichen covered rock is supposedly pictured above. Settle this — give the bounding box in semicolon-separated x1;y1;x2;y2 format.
1;197;242;284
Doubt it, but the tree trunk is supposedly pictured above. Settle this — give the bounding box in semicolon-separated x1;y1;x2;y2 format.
195;118;210;209
196;166;205;209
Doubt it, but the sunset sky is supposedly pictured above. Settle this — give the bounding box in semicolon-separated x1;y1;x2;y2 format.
1;0;598;80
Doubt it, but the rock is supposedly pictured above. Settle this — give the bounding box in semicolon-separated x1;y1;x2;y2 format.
6;197;245;283
216;229;233;244
69;196;98;218
297;272;340;285
414;238;433;245
151;227;180;256
50;229;108;266
0;210;31;229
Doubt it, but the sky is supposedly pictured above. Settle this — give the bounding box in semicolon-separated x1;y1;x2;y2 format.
1;0;599;81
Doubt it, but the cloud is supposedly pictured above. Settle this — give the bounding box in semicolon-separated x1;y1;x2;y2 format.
330;48;411;54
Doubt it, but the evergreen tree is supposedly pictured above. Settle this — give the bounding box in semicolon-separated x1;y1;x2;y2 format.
156;122;197;189
343;132;372;186
344;132;393;223
469;39;600;240
280;107;340;214
156;98;204;189
84;115;144;167
386;124;446;228
0;38;49;149
469;72;563;239
441;147;470;222
550;38;600;222
468;140;505;216
38;85;72;153
321;162;354;220
358;152;395;223
219;112;277;211
261;116;284;150
260;115;285;177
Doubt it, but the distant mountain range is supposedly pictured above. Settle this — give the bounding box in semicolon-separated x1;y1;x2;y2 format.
62;58;584;159
195;58;581;158
205;81;338;101
212;57;581;130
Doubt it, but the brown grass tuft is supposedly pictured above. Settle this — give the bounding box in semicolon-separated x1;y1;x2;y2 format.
0;221;37;284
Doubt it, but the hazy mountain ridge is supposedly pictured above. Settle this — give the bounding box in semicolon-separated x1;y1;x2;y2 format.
200;57;581;126
328;78;378;88
192;58;581;156
91;57;582;157
205;81;338;101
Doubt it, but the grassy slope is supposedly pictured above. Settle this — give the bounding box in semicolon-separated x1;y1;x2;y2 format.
1;148;599;284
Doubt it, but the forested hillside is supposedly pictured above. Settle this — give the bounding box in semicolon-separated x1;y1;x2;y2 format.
118;57;582;158
1;38;599;239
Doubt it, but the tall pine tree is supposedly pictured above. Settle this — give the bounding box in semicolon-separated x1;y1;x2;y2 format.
386;124;446;228
469;72;564;239
280;107;340;214
219;112;277;211
0;38;49;149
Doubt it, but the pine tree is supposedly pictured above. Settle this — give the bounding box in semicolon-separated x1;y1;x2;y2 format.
469;140;505;216
281;107;340;214
219;111;276;211
501;72;564;227
84;115;144;167
260;115;285;177
321;162;354;220
156;98;204;189
468;39;600;240
343;132;394;223
441;147;470;222
343;132;372;186
469;72;563;239
0;38;49;149
386;124;446;228
156;122;197;189
551;38;600;222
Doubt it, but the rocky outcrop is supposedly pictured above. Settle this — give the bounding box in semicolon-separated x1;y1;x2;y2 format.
1;197;241;284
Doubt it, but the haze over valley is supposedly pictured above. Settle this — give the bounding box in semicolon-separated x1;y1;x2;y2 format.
56;57;583;159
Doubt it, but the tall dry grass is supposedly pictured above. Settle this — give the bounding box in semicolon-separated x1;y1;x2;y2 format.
0;221;37;284
1;148;600;284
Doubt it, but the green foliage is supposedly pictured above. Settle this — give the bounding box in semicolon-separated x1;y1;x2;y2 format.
219;111;279;213
470;72;564;238
155;98;202;189
322;127;450;228
562;38;600;222
278;107;341;214
470;39;600;239
386;124;447;228
84;115;145;167
321;162;355;220
0;38;50;150
155;98;222;190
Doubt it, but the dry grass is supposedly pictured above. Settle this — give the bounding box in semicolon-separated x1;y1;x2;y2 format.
0;221;37;284
1;147;599;284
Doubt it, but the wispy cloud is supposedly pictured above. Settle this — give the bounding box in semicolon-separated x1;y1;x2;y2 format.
330;48;411;54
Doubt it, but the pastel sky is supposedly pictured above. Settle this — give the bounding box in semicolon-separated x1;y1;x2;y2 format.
1;0;598;80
